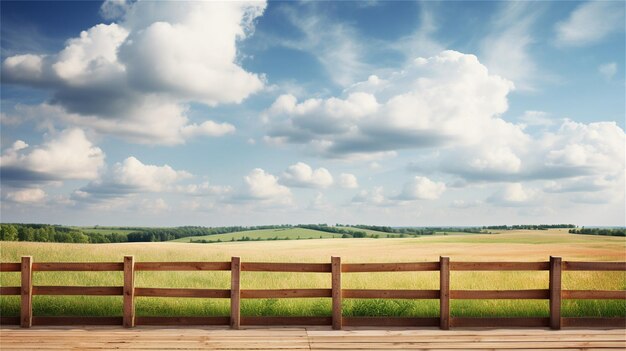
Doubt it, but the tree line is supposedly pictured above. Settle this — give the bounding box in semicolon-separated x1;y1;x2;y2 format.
569;228;625;237
483;224;575;230
0;224;127;243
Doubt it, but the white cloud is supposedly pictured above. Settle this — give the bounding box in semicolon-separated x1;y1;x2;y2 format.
4;188;46;204
480;2;542;90
0;128;105;182
398;176;446;200
352;187;388;206
487;183;538;206
2;1;266;145
555;1;625;47
598;62;617;81
518;110;555;127
280;162;334;188
176;181;232;196
339;173;358;189
237;168;292;205
264;50;514;158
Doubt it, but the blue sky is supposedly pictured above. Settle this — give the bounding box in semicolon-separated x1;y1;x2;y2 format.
1;0;624;227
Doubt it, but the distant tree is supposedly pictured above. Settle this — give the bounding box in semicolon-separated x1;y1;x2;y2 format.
1;225;18;241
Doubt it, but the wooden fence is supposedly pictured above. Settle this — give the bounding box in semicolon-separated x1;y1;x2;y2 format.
1;256;625;329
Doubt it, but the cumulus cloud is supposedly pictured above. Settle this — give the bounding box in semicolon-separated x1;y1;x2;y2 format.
397;176;446;200
264;50;514;159
1;1;266;145
235;168;292;205
0;128;105;185
487;183;538;207
3;188;46;204
555;1;625;47
352;187;389;206
280;162;334;188
78;156;191;200
339;173;359;189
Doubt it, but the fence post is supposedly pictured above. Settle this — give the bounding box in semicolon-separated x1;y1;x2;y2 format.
230;256;241;329
331;256;342;330
439;256;450;330
20;256;33;328
123;256;135;328
549;256;562;330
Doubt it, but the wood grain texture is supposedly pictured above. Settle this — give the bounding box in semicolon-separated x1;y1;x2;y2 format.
241;262;331;272
450;261;550;271
230;257;241;330
32;262;124;271
134;262;230;271
0;263;20;272
439;256;450;330
123;256;135;328
135;288;230;298
0;286;20;295
563;261;626;271
33;286;123;296
20;256;32;328
331;256;342;330
550;256;562;330
342;262;439;272
562;290;626;300
32;317;122;326
450;289;549;299
241;289;332;298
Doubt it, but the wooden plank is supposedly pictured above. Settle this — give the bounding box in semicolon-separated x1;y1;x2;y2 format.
134;262;230;271
241;316;331;325
549;256;562;330
342;289;439;299
230;256;241;330
33;286;123;296
331;256;342;330
32;317;122;325
0;316;19;325
32;262;123;271
123;255;135;328
135;316;229;325
451;317;550;328
343;317;439;327
439;256;449;330
241;262;331;272
450;261;549;271
0;286;20;295
0;262;20;272
562;290;626;300
20;256;32;328
241;289;331;298
450;289;549;299
342;262;439;272
135;288;230;298
562;317;626;328
563;261;626;271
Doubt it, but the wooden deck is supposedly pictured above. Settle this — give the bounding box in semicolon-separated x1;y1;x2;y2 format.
1;326;625;350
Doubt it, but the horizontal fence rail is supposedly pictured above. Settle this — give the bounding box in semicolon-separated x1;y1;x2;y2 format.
0;256;624;330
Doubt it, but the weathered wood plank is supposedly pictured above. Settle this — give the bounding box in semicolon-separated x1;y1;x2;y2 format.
0;286;20;295
32;316;123;325
32;262;123;271
135;316;229;325
439;256;449;330
342;262;439;272
33;286;123;296
134;262;230;271
343;317;439;327
241;262;331;272
331;256;342;330
241;289;331;298
0;316;19;325
563;261;626;271
135;288;230;298
450;261;549;271
451;317;550;328
230;256;241;330
450;289;549;299
343;289;439;299
123;256;135;328
562;290;626;300
241;316;331;325
549;256;562;330
561;317;626;328
0;262;20;272
20;256;32;328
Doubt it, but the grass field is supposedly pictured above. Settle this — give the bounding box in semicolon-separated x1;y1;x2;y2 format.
171;228;343;242
1;229;624;319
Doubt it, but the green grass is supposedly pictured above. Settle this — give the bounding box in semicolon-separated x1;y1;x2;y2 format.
171;228;343;242
1;231;624;318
